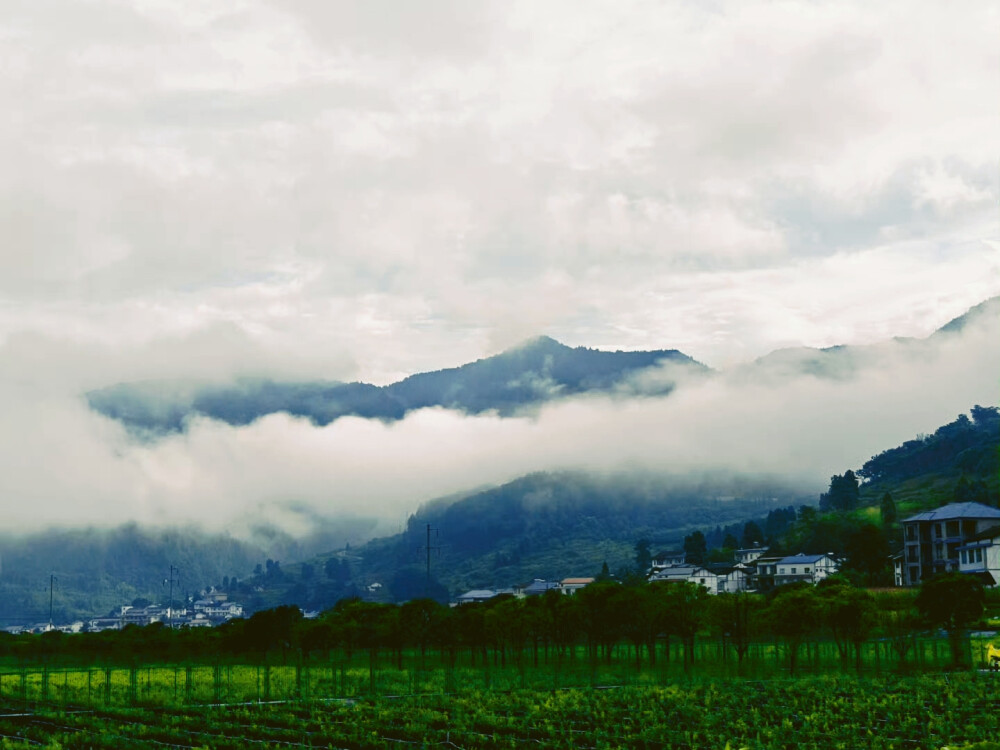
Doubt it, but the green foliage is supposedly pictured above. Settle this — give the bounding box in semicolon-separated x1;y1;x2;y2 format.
742;520;765;547
916;572;985;667
683;531;707;566
879;492;896;525
859;406;999;487
633;539;652;574
820;470;860;512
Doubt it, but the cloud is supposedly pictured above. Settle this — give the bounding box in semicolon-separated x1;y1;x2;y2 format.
0;1;998;537
0;303;995;537
1;0;997;383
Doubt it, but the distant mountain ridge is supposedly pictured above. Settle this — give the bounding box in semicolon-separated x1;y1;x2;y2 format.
741;296;1000;381
86;337;706;435
86;295;998;435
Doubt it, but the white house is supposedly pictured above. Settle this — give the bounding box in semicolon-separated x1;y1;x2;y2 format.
957;525;1000;587
773;553;839;586
649;565;720;594
559;577;594;595
735;546;769;565
453;589;498;606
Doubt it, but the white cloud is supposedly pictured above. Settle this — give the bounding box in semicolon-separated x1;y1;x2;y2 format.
0;0;997;534
0;306;995;536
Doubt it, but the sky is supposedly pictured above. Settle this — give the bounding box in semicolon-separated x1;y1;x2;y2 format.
1;1;998;536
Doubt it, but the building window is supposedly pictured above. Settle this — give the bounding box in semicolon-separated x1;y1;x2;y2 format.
804;568;811;574
934;543;943;559
779;568;785;574
946;521;960;537
977;549;983;563
961;550;967;564
906;526;916;541
790;568;797;574
935;523;942;538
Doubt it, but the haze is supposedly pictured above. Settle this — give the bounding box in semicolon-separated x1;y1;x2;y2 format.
1;1;997;537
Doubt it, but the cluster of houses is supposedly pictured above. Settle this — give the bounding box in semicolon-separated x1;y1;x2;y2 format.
88;596;245;632
647;546;839;594
453;577;597;605
452;502;1000;605
450;546;841;605
4;595;245;635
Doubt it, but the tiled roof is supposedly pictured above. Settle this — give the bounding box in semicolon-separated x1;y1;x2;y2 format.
902;502;1000;523
778;554;830;565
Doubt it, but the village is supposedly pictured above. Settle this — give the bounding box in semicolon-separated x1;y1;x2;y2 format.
7;501;1000;634
452;500;1000;605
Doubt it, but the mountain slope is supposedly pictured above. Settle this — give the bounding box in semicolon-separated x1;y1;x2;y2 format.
744;296;1000;381
86;338;706;434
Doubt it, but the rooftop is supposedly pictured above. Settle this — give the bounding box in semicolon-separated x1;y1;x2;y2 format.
778;554;832;564
902;502;1000;524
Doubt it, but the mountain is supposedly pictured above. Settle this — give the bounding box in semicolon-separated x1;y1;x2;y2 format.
743;295;1000;381
86;337;706;435
311;471;805;603
0;524;261;626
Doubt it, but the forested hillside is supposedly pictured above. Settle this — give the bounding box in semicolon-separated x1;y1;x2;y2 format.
0;525;260;625
687;405;1000;586
86;337;704;435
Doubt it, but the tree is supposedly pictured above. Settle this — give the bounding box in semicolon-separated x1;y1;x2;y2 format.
661;582;708;670
709;592;762;668
916;572;984;667
817;581;876;673
683;531;707;566
880;492;897;525
634;539;652;575
596;561;612;581
722;533;740;551
742;521;765;548
842;524;890;585
766;585;821;675
820;471;860;512
954;475;989;506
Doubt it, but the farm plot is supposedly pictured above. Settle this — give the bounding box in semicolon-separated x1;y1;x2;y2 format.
0;673;998;749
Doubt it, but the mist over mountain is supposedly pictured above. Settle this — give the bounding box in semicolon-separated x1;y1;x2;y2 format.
86;337;705;436
740;296;1000;382
355;471;802;599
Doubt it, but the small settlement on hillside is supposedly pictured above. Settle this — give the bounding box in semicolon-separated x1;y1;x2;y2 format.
452;501;1000;606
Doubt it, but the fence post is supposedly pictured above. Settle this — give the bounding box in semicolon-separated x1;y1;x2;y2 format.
128;667;138;706
212;663;222;704
104;667;112;704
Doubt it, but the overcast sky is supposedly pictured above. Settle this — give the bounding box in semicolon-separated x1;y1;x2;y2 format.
1;1;998;534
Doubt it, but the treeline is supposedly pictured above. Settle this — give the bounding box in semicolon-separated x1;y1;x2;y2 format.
859;405;999;486
0;573;989;674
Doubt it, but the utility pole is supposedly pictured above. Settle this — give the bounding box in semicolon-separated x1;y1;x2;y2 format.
420;524;441;598
164;565;179;628
48;574;57;631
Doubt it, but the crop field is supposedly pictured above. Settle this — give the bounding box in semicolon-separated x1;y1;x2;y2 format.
1;664;999;748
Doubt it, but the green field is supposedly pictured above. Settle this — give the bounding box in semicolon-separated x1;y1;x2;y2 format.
1;638;999;749
1;672;999;749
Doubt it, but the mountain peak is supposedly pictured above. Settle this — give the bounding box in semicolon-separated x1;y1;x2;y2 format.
509;335;567;353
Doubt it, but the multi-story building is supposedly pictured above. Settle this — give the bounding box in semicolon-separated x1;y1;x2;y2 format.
900;501;1000;585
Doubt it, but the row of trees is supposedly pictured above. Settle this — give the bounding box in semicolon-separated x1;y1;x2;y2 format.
1;574;986;674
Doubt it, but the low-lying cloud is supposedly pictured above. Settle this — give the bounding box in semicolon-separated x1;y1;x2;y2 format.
1;306;995;540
